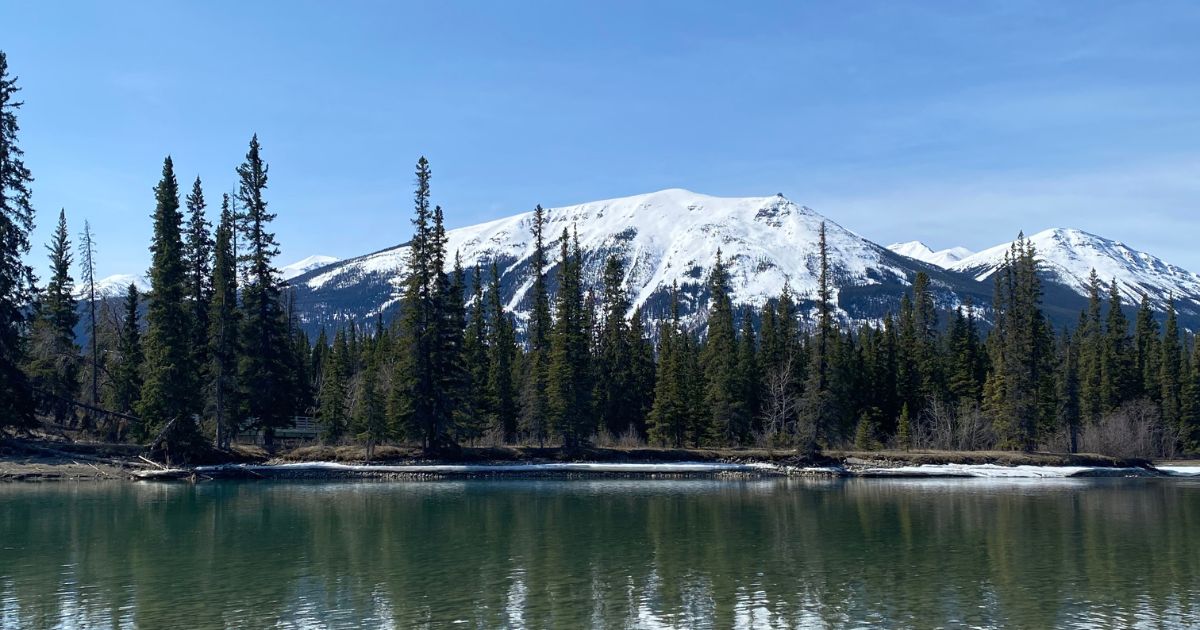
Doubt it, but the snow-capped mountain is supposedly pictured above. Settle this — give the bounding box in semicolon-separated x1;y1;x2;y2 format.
887;241;973;269
951;228;1200;316
82;274;150;298
281;255;339;281
291;189;986;331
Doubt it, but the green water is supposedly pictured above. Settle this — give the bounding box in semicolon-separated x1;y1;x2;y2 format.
1;478;1198;629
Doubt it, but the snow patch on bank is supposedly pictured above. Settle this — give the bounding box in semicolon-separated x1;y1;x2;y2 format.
194;461;783;476
859;464;1150;478
1155;466;1200;477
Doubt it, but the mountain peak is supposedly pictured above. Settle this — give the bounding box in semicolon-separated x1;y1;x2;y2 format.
887;241;972;268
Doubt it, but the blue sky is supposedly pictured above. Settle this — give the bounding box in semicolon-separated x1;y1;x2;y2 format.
2;1;1199;279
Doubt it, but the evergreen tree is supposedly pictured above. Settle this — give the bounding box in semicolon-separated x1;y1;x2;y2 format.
392;158;459;450
1057;329;1081;453
798;223;836;451
546;228;592;446
700;249;743;444
627;306;657;432
984;235;1051;450
737;307;761;434
896;402;912;450
1100;279;1135;413
595;254;637;437
139;157;204;457
317;328;349;444
1159;300;1184;449
1133;292;1160;402
0;51;37;429
355;354;388;460
236;135;293;452
77;220;99;419
1078;270;1104;423
520;204;552;443
106;283;143;439
207;196;240;449
184;176;213;372
648;284;691;447
27;209;80;424
461;263;491;443
486;261;518;441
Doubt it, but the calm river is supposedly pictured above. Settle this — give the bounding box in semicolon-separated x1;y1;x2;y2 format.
2;477;1198;628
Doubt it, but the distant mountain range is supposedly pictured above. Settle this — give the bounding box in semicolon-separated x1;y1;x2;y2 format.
94;188;1200;334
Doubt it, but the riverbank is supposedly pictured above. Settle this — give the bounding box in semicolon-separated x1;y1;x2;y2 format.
5;438;1193;482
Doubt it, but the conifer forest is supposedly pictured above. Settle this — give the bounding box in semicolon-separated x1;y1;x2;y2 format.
1;50;1196;463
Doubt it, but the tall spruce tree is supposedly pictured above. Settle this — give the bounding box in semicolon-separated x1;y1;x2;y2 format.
317;328;350;444
798;223;836;452
208;196;239;449
1159;300;1184;446
184;176;213;371
700;249;743;444
984;235;1050;450
462;263;491;443
649;284;692;447
547;227;592;446
77;220;99;418
236;135;293;452
1078;270;1104;423
595;254;637;437
139;157;204;457
107;283;143;439
486;261;518;441
520;204;552;443
27;209;80;424
393;158;459;450
1100;279;1135;413
0;52;37;428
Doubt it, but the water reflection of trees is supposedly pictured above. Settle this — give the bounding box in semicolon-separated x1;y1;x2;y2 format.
1;479;1197;628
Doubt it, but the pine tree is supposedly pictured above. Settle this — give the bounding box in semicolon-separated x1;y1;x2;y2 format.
0;51;37;429
184;176;213;372
547;227;592;446
737;307;761;434
27;209;80;424
1057;329;1081;453
798;223;836;452
318;328;352;444
106;283;143;439
700;249;743;444
1078;270;1104;423
984;235;1051;450
462;264;491;443
1159;300;1184;450
485;261;518;441
648;284;690;447
236;135;293;452
355;355;388;460
520;204;552;443
595;254;636;438
896;402;912;450
1133;292;1160;402
77;220;100;421
392;158;459;450
1100;279;1135;413
139;157;204;457
627;306;656;434
208;196;240;449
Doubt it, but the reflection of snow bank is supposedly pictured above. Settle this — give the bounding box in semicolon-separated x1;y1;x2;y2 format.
1156;466;1200;477
194;461;782;476
859;464;1151;478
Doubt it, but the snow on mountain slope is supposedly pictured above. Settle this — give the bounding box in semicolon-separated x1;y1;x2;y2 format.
282;255;339;281
950;228;1200;311
297;189;961;327
84;274;150;298
888;241;972;268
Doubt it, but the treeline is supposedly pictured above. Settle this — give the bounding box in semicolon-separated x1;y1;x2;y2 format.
1;51;1197;460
